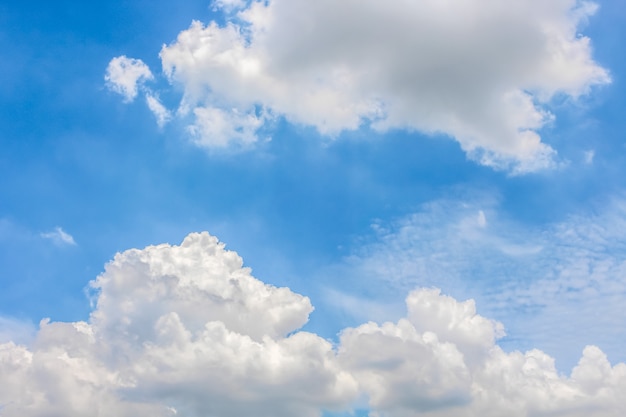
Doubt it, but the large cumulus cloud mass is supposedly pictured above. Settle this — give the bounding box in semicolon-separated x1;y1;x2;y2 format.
1;232;625;416
107;0;609;173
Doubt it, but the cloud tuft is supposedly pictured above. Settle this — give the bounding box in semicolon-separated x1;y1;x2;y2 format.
105;56;154;102
40;226;76;246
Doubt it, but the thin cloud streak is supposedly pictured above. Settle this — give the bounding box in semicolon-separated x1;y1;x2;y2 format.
40;227;76;246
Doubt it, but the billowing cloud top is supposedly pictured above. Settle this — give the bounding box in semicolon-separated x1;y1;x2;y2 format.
1;232;626;416
108;0;608;172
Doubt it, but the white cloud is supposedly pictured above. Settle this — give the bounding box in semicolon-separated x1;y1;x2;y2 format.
1;233;357;416
339;289;626;417
145;0;610;172
40;226;76;246
89;233;315;342
0;321;170;417
105;56;154;102
1;232;626;416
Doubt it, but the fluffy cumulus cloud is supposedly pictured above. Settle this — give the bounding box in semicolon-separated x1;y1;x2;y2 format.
105;56;154;102
108;0;609;171
1;232;626;416
0;233;355;417
339;289;626;417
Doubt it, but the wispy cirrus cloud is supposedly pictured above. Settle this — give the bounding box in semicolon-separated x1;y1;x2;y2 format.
40;227;76;246
328;194;626;370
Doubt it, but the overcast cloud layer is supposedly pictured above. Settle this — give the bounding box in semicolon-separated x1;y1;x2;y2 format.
1;233;626;416
106;0;609;172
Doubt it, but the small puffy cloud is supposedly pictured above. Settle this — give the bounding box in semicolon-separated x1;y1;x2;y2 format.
147;0;609;172
105;56;154;102
40;226;76;246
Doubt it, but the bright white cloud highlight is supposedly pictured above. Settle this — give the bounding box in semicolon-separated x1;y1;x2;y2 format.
105;56;154;102
40;226;76;246
1;232;625;416
147;0;610;172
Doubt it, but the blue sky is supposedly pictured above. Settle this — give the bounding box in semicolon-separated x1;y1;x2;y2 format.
2;0;626;416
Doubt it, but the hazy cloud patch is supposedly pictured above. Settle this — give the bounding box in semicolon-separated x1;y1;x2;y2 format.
40;226;76;246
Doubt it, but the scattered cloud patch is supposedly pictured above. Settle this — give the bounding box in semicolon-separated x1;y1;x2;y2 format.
105;56;154;102
40;226;76;246
187;105;267;148
211;0;247;12
333;195;626;369
1;232;626;416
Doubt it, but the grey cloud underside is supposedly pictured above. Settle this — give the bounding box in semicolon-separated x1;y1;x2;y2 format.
1;232;625;417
